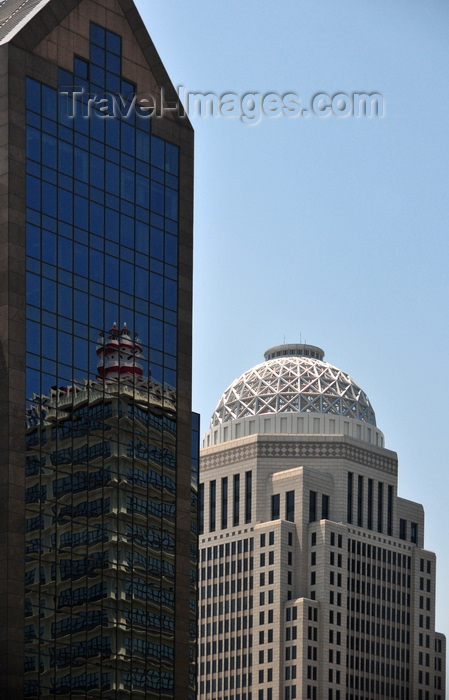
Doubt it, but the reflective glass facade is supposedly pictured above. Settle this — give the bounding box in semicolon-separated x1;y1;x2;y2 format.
0;3;195;696
25;23;179;397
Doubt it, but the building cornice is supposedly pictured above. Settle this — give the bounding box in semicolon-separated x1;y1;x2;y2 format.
201;436;398;476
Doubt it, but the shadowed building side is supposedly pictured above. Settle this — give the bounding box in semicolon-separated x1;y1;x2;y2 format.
0;0;196;697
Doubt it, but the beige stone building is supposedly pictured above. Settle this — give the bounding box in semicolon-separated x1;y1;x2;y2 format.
198;344;445;700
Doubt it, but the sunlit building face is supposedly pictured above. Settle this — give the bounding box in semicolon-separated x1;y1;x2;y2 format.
197;345;446;700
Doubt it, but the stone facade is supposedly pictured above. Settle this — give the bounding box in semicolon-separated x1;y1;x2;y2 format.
198;346;446;700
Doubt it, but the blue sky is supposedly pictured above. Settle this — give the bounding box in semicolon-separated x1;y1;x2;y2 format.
136;0;449;659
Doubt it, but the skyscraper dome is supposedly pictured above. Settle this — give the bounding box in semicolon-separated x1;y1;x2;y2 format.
203;343;384;448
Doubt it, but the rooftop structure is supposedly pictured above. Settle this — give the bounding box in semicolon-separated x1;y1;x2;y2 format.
205;344;381;449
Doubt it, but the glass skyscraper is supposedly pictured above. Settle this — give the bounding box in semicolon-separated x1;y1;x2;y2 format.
0;0;195;697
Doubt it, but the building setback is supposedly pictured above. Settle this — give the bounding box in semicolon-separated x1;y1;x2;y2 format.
0;0;196;697
198;343;446;700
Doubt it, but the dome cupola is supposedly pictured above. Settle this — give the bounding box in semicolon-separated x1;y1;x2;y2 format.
203;344;383;448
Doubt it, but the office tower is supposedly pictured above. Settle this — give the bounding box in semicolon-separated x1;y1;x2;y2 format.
0;0;196;697
198;343;446;700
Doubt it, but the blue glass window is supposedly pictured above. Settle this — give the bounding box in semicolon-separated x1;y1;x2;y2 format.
74;56;89;79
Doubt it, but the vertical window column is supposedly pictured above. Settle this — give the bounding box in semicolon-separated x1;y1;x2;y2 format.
377;482;383;533
221;477;228;529
245;471;252;524
198;483;204;535
387;484;393;536
367;479;373;530
309;491;316;523
209;480;216;532
233;474;240;527
357;475;363;527
322;494;329;521
286;491;295;522
271;494;280;520
347;473;353;524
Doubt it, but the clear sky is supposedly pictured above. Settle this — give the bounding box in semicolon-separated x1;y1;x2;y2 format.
136;0;449;666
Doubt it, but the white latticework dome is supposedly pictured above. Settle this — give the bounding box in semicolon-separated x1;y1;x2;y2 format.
210;344;376;428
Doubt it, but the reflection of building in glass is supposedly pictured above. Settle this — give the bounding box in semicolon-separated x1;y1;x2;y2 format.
25;325;181;696
0;0;195;697
198;344;446;700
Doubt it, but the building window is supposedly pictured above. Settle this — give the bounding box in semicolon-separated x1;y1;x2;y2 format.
367;478;373;530
286;491;295;522
309;491;316;523
233;474;240;526
322;494;329;520
199;483;204;534
271;494;280;520
210;480;216;532
245;471;252;523
399;518;407;540
357;475;363;527
347;472;353;524
221;477;228;529
387;484;393;536
411;522;418;544
377;482;383;533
